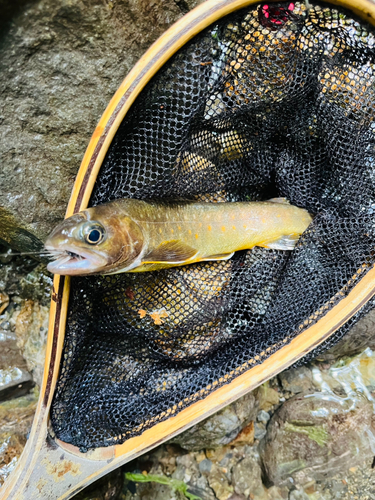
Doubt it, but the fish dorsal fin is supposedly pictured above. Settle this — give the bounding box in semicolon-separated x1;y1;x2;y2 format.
200;252;235;261
143;240;198;264
267;197;290;205
262;234;300;251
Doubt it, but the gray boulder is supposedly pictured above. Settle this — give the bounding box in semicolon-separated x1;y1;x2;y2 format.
260;391;375;486
0;0;202;252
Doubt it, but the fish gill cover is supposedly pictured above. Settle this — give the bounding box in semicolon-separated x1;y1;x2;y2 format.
51;1;375;451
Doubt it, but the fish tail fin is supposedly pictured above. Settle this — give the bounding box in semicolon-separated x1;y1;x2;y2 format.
263;233;300;251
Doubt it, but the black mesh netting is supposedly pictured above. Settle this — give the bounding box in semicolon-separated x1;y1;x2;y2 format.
51;1;375;451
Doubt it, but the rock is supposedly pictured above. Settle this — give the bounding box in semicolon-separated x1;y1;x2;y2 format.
0;432;26;486
232;455;267;499
288;491;310;500
0;390;38;485
19;264;53;307
71;468;123;500
15;299;49;386
171;392;258;451
172;453;200;485
312;348;375;394
260;391;375;486
171;453;215;500
316;308;375;361
278;366;314;394
0;0;204;253
206;463;233;500
266;485;289;499
228;421;254;447
0;390;38;439
256;382;280;412
257;410;270;424
123;481;182;500
198;459;212;474
158;454;177;477
0;330;33;401
0;252;37;296
254;422;267;441
124;448;213;500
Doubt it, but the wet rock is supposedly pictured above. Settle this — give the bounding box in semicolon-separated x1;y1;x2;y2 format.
232;455;267;499
256;382;280;412
123;480;182;500
260;391;375;486
172;453;200;485
171;392;258;451
0;252;37;296
0;0;204;253
159;454;177;477
0;390;38;485
0;330;33;401
207;463;233;500
0;432;26;486
171;453;215;500
312;348;375;394
317;308;375;361
266;485;289;499
19;264;53;307
0;390;38;439
228;421;254;447
15;299;49;386
288;491;310;500
254;422;267;440
278;366;314;394
71;468;123;500
198;458;212;474
257;410;270;424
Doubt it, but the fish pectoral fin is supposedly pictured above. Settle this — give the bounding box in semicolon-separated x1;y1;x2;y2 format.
263;234;300;251
142;240;198;264
267;197;290;205
200;252;235;261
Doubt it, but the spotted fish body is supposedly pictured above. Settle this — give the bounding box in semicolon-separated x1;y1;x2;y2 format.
45;198;312;276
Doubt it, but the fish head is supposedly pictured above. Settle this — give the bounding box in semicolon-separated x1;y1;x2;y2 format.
45;204;145;275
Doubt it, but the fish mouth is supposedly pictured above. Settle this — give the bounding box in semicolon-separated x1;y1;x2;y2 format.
45;245;108;275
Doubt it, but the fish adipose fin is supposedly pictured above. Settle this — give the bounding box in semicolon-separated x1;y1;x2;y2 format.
143;240;198;264
263;234;300;251
200;252;235;261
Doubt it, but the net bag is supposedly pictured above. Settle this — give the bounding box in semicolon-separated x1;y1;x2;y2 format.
49;1;375;452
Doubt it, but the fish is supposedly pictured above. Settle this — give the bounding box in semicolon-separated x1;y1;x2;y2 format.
45;197;312;276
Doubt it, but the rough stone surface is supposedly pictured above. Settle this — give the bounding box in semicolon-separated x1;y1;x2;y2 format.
15;299;49;386
317;308;375;361
260;391;375;486
0;0;204;252
0;390;38;486
232;455;267;499
278;366;314;395
256;383;280;412
207;463;233;500
19;264;53;307
171;392;258;451
0;330;33;400
0;249;37;296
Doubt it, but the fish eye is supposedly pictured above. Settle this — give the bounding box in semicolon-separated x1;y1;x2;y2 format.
83;223;105;245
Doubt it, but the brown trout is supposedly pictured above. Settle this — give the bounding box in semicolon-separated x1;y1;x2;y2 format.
45;198;312;276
